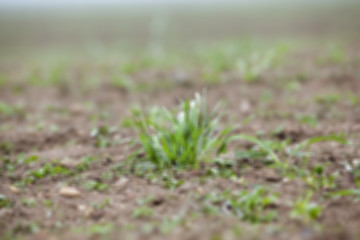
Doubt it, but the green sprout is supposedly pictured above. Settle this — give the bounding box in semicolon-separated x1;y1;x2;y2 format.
128;93;232;170
202;186;278;223
132;206;154;219
0;195;12;209
132;195;155;219
83;180;109;192
290;192;322;222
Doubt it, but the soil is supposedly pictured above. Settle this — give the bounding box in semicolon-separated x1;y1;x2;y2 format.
1;39;360;240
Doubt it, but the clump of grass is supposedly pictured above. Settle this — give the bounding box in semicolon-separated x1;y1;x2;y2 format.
127;93;232;170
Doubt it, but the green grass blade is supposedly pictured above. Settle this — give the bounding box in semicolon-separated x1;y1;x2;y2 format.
229;134;281;164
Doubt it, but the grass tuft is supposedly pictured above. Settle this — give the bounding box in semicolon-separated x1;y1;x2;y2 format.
128;93;232;170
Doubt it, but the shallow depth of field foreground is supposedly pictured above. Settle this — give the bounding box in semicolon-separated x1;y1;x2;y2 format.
1;1;360;240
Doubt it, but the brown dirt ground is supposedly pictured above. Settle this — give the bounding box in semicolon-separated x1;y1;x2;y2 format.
0;42;360;240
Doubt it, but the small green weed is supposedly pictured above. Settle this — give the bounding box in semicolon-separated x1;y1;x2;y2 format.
0;141;13;154
232;135;282;164
162;174;185;190
202;186;278;223
127;93;232;170
92;198;111;209
0;74;7;87
0;102;25;118
236;45;289;83
88;223;114;235
321;43;346;64
330;188;360;202
304;165;339;190
132;206;154;218
296;114;318;127
132;195;155;218
205;158;236;179
73;223;114;235
290;192;322;222
91;125;117;148
83;180;109;192
315;93;341;106
21;198;36;208
159;215;183;234
19;156;98;185
111;75;135;91
1;156;15;174
0;194;12;208
43;199;53;207
344;159;360;180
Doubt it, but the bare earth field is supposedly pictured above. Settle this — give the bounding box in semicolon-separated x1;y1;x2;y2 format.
1;5;360;240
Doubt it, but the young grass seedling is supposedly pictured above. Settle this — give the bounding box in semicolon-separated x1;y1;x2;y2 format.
0;194;12;209
128;93;232;171
132;195;155;219
290;191;322;222
202;186;278;223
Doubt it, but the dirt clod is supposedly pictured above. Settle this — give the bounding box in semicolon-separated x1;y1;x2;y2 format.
59;187;81;198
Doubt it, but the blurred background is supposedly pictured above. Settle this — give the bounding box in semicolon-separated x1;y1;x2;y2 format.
0;0;359;92
1;0;360;54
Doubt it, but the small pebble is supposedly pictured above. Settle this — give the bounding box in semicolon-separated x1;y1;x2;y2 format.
114;177;129;190
59;186;81;198
8;185;20;194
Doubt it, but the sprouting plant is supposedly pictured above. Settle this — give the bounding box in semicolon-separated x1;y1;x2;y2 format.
278;134;347;182
111;75;135;91
83;180;109;192
322;43;346;64
90;125;117;148
89;223;114;235
0;102;25;118
127;93;232;171
74;223;114;235
315;93;341;106
19;156;98;186
0;74;7;87
132;206;154;219
329;182;360;202
304;165;339;190
296;114;318;127
21;198;36;208
205;158;236;179
236;44;289;83
290;191;322;222
162;174;185;190
292;134;347;168
0;195;12;209
159;215;183;234
236;53;268;83
202;186;278;223
343;159;360;181
231;135;282;164
128;92;347;178
0;141;13;154
132;195;155;219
